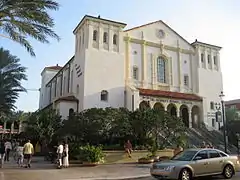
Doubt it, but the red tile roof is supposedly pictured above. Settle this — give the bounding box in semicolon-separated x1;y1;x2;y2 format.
139;88;202;101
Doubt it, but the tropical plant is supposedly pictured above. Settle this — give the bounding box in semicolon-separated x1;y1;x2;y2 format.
0;0;60;56
24;109;62;144
0;48;27;116
79;144;105;163
226;107;240;122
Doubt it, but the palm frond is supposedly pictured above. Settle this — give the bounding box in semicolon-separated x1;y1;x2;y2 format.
0;0;60;56
0;47;27;115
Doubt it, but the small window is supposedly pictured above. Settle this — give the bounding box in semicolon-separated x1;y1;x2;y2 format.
201;53;204;63
212;118;215;127
213;56;217;65
133;66;138;80
210;102;214;110
69;108;74;118
103;32;108;43
195;150;208;160
113;34;117;45
208;150;221;158
184;75;189;86
207;55;211;64
101;90;108;101
93;30;98;41
76;84;79;95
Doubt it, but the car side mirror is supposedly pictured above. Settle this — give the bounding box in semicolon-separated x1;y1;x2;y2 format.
194;156;202;161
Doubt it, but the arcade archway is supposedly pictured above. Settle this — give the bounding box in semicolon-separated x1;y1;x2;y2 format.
192;106;200;128
139;101;150;110
153;102;164;111
180;105;189;127
167;103;177;116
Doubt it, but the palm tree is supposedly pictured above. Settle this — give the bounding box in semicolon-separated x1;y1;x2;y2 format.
0;47;27;116
0;0;60;56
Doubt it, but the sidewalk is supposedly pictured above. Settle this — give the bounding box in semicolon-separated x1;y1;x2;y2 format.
1;157;152;180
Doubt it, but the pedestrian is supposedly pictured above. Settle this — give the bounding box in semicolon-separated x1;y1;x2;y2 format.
23;140;34;168
16;142;24;167
63;143;69;168
4;139;12;161
56;142;63;169
0;141;5;168
174;145;183;156
124;140;133;158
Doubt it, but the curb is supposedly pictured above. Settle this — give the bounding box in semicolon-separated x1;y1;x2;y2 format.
72;174;151;180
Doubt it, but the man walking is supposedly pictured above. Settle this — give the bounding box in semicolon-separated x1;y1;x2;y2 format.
57;142;63;169
23;140;34;168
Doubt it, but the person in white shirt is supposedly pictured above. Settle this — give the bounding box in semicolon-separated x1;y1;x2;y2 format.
4;140;12;162
63;143;69;168
56;142;63;169
16;142;24;167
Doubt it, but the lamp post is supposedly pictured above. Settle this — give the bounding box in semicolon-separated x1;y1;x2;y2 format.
219;91;228;153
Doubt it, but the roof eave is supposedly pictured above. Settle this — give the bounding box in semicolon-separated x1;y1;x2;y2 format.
73;15;127;34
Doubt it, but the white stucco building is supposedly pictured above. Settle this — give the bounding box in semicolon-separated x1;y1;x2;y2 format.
39;15;223;130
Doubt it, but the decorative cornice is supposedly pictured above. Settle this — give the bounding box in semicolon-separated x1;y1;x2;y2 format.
125;37;195;55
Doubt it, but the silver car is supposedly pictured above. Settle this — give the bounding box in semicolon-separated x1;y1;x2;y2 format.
150;148;240;180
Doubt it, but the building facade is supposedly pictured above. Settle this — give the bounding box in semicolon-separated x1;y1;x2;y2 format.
225;99;240;113
39;15;224;130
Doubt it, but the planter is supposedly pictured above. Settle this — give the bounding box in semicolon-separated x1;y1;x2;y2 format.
82;162;99;167
151;155;160;162
138;158;154;164
159;156;171;161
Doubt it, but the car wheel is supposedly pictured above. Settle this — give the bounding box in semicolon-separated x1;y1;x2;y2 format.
179;168;192;180
223;164;234;179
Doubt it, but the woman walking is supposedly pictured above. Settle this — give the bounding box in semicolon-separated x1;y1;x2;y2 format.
16;142;24;167
63;143;69;168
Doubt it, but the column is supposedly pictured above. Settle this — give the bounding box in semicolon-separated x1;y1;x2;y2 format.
177;108;180;117
125;35;131;84
189;54;193;92
141;41;147;87
177;45;182;91
152;55;157;89
188;109;192;128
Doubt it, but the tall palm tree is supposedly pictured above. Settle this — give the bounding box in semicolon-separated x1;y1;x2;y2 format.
0;47;27;116
0;0;60;56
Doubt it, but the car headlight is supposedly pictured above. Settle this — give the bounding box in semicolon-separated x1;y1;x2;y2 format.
164;166;175;171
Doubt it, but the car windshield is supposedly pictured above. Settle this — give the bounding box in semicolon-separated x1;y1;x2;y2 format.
171;150;198;161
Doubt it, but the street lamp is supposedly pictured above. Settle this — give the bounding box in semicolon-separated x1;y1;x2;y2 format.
219;91;228;153
215;103;221;130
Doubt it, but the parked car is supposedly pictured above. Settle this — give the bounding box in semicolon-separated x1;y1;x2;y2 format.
150;148;240;180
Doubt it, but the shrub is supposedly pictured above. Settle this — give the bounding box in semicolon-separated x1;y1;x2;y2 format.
79;144;105;163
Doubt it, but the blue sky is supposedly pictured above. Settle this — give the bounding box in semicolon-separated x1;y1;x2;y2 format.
1;0;240;112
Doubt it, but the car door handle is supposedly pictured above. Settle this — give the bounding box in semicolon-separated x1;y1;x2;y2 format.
219;160;223;163
204;162;209;165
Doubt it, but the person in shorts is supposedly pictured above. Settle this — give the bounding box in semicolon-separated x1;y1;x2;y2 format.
23;140;34;168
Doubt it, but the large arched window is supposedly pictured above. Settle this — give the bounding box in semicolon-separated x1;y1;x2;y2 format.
157;56;166;83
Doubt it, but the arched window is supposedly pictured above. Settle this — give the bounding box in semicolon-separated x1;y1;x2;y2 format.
100;90;108;101
103;32;108;43
113;34;117;45
157;56;166;83
93;30;98;41
69;108;74;119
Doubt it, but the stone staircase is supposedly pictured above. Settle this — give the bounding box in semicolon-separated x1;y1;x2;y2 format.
186;127;237;154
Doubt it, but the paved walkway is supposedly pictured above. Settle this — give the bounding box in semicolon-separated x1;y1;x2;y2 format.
0;157;151;180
